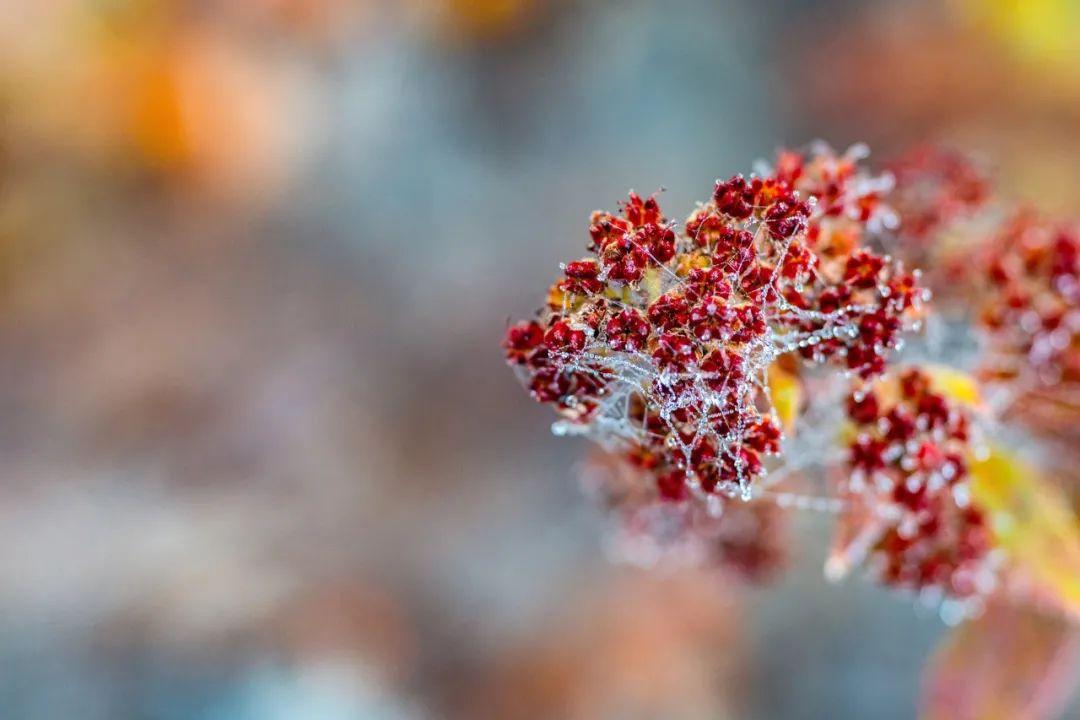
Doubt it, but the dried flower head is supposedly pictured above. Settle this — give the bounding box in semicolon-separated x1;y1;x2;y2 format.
839;367;997;607
887;146;991;243
979;211;1080;387
882;146;994;302
504;144;926;511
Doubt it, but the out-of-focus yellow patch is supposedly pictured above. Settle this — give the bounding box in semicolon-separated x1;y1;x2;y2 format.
923;364;983;408
970;447;1080;621
960;0;1080;65
641;267;666;304
768;363;802;434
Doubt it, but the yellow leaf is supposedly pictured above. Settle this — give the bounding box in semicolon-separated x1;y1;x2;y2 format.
857;364;982;414
923;364;983;408
768;364;802;434
970;448;1080;621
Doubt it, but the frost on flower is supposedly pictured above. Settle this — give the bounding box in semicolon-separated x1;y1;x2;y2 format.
504;143;926;511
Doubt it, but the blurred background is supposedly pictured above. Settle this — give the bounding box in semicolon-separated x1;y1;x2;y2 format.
0;1;1077;718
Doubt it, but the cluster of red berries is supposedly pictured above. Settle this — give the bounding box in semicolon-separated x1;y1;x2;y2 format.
980;212;1080;386
504;144;925;507
844;368;995;602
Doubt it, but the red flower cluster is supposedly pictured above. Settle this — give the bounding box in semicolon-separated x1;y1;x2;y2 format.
772;142;896;231
980;212;1080;386
504;144;925;507
886;146;991;242
844;368;995;602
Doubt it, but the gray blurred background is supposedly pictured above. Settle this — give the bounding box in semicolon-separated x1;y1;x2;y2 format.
1;0;1078;718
